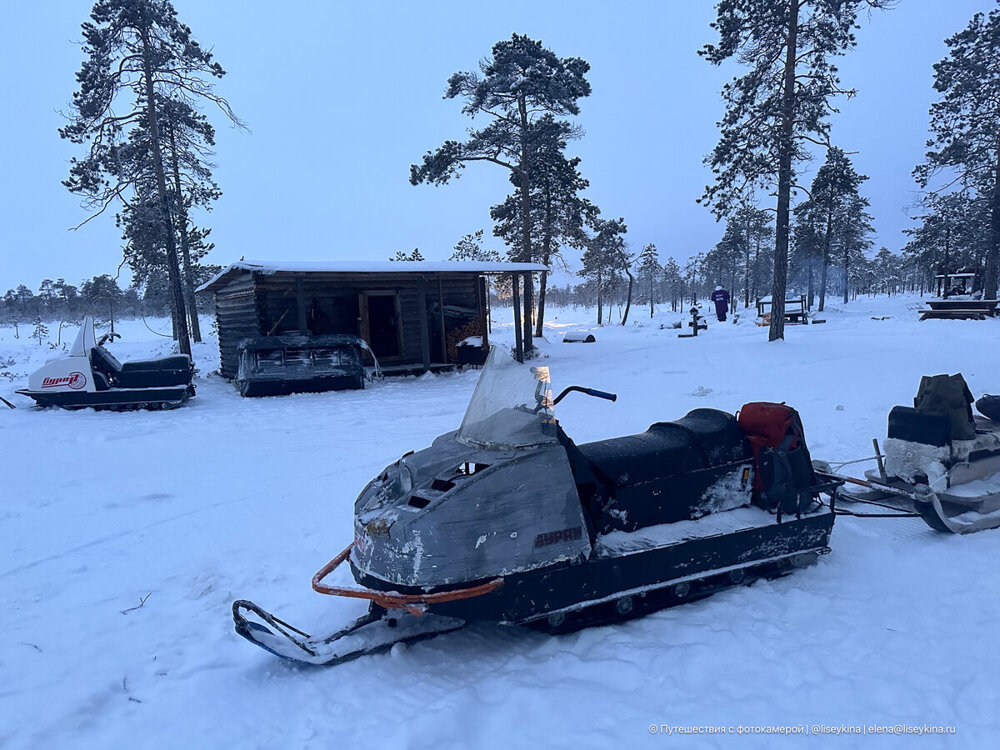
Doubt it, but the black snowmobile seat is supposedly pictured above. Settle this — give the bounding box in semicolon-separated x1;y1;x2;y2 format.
653;408;748;466
577;427;702;488
577;408;747;488
89;345;124;378
90;347;192;389
122;355;192;373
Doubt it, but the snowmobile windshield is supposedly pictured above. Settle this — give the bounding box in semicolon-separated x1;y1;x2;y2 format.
456;347;557;450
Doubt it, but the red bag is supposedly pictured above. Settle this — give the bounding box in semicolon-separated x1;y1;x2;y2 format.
738;402;803;496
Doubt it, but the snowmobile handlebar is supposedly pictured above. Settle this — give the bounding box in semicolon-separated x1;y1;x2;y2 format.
97;332;122;346
552;386;618;406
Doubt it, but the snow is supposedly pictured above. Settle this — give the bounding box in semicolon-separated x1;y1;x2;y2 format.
3;294;999;748
596;506;780;555
196;259;548;293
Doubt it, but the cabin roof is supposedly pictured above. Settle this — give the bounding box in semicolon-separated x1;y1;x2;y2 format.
196;259;547;294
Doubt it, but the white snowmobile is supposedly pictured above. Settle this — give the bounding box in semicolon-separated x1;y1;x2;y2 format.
817;374;1000;534
234;347;840;667
16;316;195;410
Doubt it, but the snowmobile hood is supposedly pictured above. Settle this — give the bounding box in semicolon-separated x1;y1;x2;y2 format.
351;349;591;590
352;435;590;590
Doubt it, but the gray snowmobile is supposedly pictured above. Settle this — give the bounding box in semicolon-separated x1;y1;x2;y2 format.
234;347;840;666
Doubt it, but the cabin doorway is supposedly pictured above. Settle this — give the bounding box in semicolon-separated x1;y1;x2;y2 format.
360;291;402;358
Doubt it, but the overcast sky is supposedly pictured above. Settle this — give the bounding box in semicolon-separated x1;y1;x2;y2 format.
0;0;991;293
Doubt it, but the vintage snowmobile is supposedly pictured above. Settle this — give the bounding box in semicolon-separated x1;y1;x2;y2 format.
16;316;195;410
816;374;1000;534
233;348;840;666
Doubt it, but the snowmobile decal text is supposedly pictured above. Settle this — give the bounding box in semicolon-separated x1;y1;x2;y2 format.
41;372;87;390
534;526;583;548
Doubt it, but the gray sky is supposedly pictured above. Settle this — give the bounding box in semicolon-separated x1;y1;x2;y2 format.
0;0;991;293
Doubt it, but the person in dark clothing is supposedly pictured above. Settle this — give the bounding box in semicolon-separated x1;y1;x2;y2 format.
711;285;730;322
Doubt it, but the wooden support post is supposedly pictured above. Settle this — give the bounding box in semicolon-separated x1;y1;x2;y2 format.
417;277;431;371
512;273;523;363
437;277;447;364
478;275;489;352
296;277;308;334
522;271;533;354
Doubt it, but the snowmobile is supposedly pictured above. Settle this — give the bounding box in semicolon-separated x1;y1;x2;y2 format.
16;316;195;410
815;374;1000;535
233;347;841;667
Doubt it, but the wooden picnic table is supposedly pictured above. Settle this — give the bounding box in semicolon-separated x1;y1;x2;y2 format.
918;300;999;321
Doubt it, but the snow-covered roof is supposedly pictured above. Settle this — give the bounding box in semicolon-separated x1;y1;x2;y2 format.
196;259;547;294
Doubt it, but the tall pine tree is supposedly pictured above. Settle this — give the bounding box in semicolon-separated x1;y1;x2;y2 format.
793;148;870;310
916;7;1000;300
700;0;891;340
580;217;628;325
410;35;591;351
61;0;241;355
637;243;661;318
490;115;596;337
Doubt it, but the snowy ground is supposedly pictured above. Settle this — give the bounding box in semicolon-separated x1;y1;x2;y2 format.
2;295;998;749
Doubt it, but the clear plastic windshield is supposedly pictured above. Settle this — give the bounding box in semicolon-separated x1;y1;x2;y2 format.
456;347;557;450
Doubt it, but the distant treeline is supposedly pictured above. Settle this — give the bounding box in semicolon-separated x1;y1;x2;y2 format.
0;268;219;333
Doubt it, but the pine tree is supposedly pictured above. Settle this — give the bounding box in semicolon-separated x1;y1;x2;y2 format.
903;191;986;292
793;148;871;310
61;0;242;356
450;230;501;262
661;258;684;312
700;0;891;340
390;249;424;261
32;317;49;346
410;34;592;352
580;217;628;324
916;8;1000;300
637;243;661;318
490;116;596;337
834;193;875;302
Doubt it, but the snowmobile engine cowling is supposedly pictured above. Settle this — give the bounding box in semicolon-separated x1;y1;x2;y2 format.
351;431;590;590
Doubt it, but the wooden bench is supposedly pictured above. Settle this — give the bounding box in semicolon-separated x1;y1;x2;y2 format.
757;295;809;325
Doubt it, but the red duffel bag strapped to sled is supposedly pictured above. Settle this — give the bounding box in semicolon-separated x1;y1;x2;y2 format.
738;402;814;515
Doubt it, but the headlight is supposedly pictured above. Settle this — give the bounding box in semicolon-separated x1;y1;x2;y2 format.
399;465;413;494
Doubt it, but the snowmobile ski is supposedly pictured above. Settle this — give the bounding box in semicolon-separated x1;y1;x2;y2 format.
232;599;465;667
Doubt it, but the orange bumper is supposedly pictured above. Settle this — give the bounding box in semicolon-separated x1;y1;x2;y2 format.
312;544;504;616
